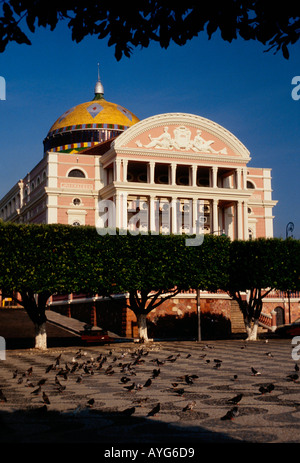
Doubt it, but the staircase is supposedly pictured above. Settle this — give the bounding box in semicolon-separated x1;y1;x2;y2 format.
230;300;270;335
230;300;245;334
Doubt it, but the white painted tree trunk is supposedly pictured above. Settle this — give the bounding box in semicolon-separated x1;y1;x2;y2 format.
136;313;149;342
245;318;259;341
34;322;47;350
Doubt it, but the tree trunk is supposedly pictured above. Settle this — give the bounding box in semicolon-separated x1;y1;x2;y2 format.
244;318;259;341
34;322;47;350
136;313;149;342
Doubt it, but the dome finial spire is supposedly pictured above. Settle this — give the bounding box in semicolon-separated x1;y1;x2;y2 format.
94;63;104;99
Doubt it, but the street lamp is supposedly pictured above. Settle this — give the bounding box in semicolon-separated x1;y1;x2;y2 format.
285;222;294;323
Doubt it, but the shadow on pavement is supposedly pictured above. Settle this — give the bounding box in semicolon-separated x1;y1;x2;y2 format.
0;406;244;444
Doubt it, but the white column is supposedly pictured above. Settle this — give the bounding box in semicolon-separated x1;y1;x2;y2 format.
18;180;24;208
149;195;156;232
114;159;121;182
243;201;248;240
192;198;198;234
212;166;218;188
237;200;243;239
149;161;155;184
243;167;247;190
114;192;121;229
171;197;178;234
212;198;219;234
120;191;127;230
122;159;128;183
171;163;176;185
192;165;197;187
236;168;242;190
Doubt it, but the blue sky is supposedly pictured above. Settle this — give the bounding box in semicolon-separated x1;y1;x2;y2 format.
0;21;299;238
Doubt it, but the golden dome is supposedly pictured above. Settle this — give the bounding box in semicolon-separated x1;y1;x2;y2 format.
44;75;139;152
49;98;140;133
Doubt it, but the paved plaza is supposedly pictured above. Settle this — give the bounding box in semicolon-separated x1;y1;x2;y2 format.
0;337;299;445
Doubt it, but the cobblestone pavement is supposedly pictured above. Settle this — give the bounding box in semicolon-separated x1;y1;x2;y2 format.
0;338;299;444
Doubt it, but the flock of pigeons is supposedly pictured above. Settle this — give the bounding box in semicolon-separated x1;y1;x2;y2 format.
0;343;299;423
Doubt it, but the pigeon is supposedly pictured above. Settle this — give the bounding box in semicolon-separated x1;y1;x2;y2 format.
45;364;54;374
173;388;185;396
57;384;66;393
31;386;41;395
42;392;50;405
122;406;136;416
286;373;299;382
37;378;47;386
251;367;261;376
185;375;194;385
70;363;79;373
182;401;196;411
259;383;274;394
124;382;136;392
221;407;239;421
267;383;275;393
227;393;243;405
147;403;160;417
0;389;7;402
152;368;160;378
258;385;268;395
143;378;152;388
120;376;131;384
55;377;66;390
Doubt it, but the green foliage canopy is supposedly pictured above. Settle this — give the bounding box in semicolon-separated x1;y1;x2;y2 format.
0;2;299;59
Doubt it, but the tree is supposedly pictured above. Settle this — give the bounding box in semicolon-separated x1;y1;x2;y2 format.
226;238;300;341
0;222;98;349
0;2;299;59
99;232;230;341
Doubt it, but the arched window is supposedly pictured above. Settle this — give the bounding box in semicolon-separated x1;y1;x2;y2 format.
68;169;86;178
247;180;255;189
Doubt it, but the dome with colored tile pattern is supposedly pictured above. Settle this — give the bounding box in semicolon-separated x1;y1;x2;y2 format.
43;73;140;153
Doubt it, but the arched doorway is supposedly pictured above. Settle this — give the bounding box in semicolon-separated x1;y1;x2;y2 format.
274;307;285;327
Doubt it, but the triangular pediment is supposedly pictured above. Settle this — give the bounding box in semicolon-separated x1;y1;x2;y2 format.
112;113;250;161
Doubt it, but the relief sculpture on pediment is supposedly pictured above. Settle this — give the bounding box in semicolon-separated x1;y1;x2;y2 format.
135;126;227;154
